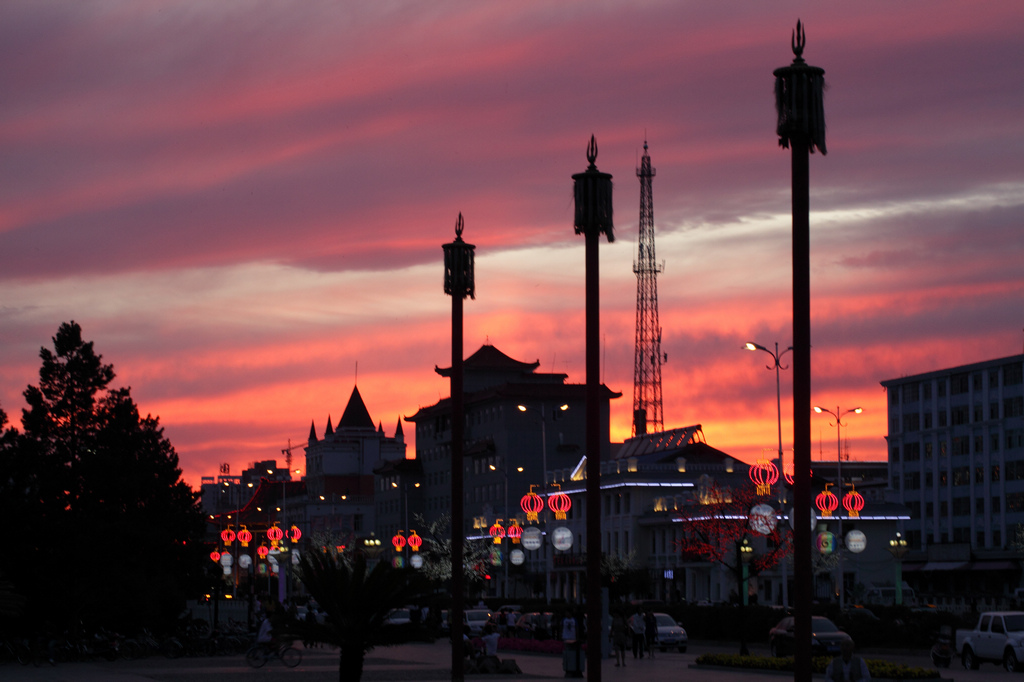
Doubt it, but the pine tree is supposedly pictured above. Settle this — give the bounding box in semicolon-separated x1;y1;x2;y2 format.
3;322;205;631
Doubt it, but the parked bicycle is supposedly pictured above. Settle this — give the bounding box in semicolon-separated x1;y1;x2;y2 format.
245;642;301;668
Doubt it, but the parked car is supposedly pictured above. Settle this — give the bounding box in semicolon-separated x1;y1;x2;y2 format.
653;613;687;652
515;612;555;639
465;609;492;636
385;608;412;625
769;616;852;657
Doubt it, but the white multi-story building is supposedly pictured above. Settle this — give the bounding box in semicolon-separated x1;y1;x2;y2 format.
882;353;1024;609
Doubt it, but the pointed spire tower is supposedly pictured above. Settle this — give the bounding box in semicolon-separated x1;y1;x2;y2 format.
632;139;665;436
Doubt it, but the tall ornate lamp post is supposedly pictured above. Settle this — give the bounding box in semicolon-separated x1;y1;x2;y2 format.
444;213;474;682
774;20;826;682
813;405;861;609
745;341;792;606
572;135;614;682
888;533;909;605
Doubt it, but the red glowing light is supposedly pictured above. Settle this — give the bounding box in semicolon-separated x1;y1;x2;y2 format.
407;531;422;552
843;487;865;517
220;529;236;544
748;459;779;496
267;526;284;542
548;492;571;520
392;532;406;551
521;491;544;522
816;484;839;517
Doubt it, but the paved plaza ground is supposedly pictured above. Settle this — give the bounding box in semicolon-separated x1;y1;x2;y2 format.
0;638;995;682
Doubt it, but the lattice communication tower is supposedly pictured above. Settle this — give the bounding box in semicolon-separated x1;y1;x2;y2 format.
632;140;665;436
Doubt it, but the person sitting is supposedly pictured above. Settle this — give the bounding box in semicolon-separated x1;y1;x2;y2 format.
825;640;871;681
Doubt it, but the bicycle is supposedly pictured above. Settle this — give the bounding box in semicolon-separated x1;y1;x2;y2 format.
245;642;301;668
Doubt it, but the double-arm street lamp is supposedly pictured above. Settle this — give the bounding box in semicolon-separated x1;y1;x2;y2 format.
516;402;568;604
888;532;909;605
745;341;792;606
812;405;862;609
489;461;523;599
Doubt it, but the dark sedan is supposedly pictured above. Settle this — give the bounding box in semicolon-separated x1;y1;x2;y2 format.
769;616;852;657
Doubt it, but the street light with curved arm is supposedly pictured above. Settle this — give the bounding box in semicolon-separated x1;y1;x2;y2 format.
812;405;862;609
745;341;792;606
515;403;568;604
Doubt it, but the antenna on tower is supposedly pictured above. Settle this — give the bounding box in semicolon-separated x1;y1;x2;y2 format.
632;139;665;436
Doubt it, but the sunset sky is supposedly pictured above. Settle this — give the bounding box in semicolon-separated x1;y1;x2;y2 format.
2;1;1022;489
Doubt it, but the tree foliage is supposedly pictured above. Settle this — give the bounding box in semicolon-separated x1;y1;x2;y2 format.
0;322;205;633
413;512;493;585
294;549;432;682
674;479;791;577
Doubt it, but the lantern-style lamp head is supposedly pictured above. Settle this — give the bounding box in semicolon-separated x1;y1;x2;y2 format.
443;213;475;300
572;135;614;242
773;20;826;155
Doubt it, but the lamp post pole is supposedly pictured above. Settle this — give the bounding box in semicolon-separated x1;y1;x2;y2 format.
813;405;862;610
572;135;614;682
773;20;827;682
888;532;909;605
444;213;474;682
745;341;792;607
518;402;569;604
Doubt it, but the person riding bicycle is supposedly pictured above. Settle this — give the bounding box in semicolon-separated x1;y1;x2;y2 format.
256;615;274;654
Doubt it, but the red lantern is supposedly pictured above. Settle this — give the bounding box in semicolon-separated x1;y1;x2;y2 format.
257;545;269;559
288;526;302;542
749;459;779;496
816;484;839;517
784;463;794;486
392;531;407;551
489;521;505;545
267;526;284;542
506;521;522;544
407;531;422;552
237;528;253;546
221;529;236;544
548;491;571;520
843;486;865;518
210;551;221;562
521;490;544;523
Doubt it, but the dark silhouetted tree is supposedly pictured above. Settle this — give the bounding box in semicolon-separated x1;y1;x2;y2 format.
294;549;432;682
2;322;205;632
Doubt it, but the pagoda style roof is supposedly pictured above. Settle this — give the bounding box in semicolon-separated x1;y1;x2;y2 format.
434;344;540;377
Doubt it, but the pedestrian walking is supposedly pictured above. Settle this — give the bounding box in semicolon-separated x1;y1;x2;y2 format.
628;608;646;659
610;610;629;667
644;610;657;658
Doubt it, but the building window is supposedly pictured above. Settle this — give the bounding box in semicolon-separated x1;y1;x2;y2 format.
972;373;983;392
951;406;969;426
891;445;900;462
1009;460;1024;481
991;402;1000;420
951;373;969;395
994;529;1002;547
993;434;1001;452
940;500;948;516
993;496;1001;512
1008;429;1024;450
952;466;970;485
975;436;985;454
992;464;1001;482
976;497;985;514
903;383;919;404
905;442;920;461
923;382;932;400
939;411;948;427
926;501;934;516
1005;397;1024;418
925;471;933;487
974;404;984;422
1007;491;1024;512
939;469;948;485
1005;363;1023;386
904;413;921;433
904;472;920;490
953;437;970;456
924;413;933;429
952;497;970;515
925;442;933;459
938;381;947;397
890;389;900;405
